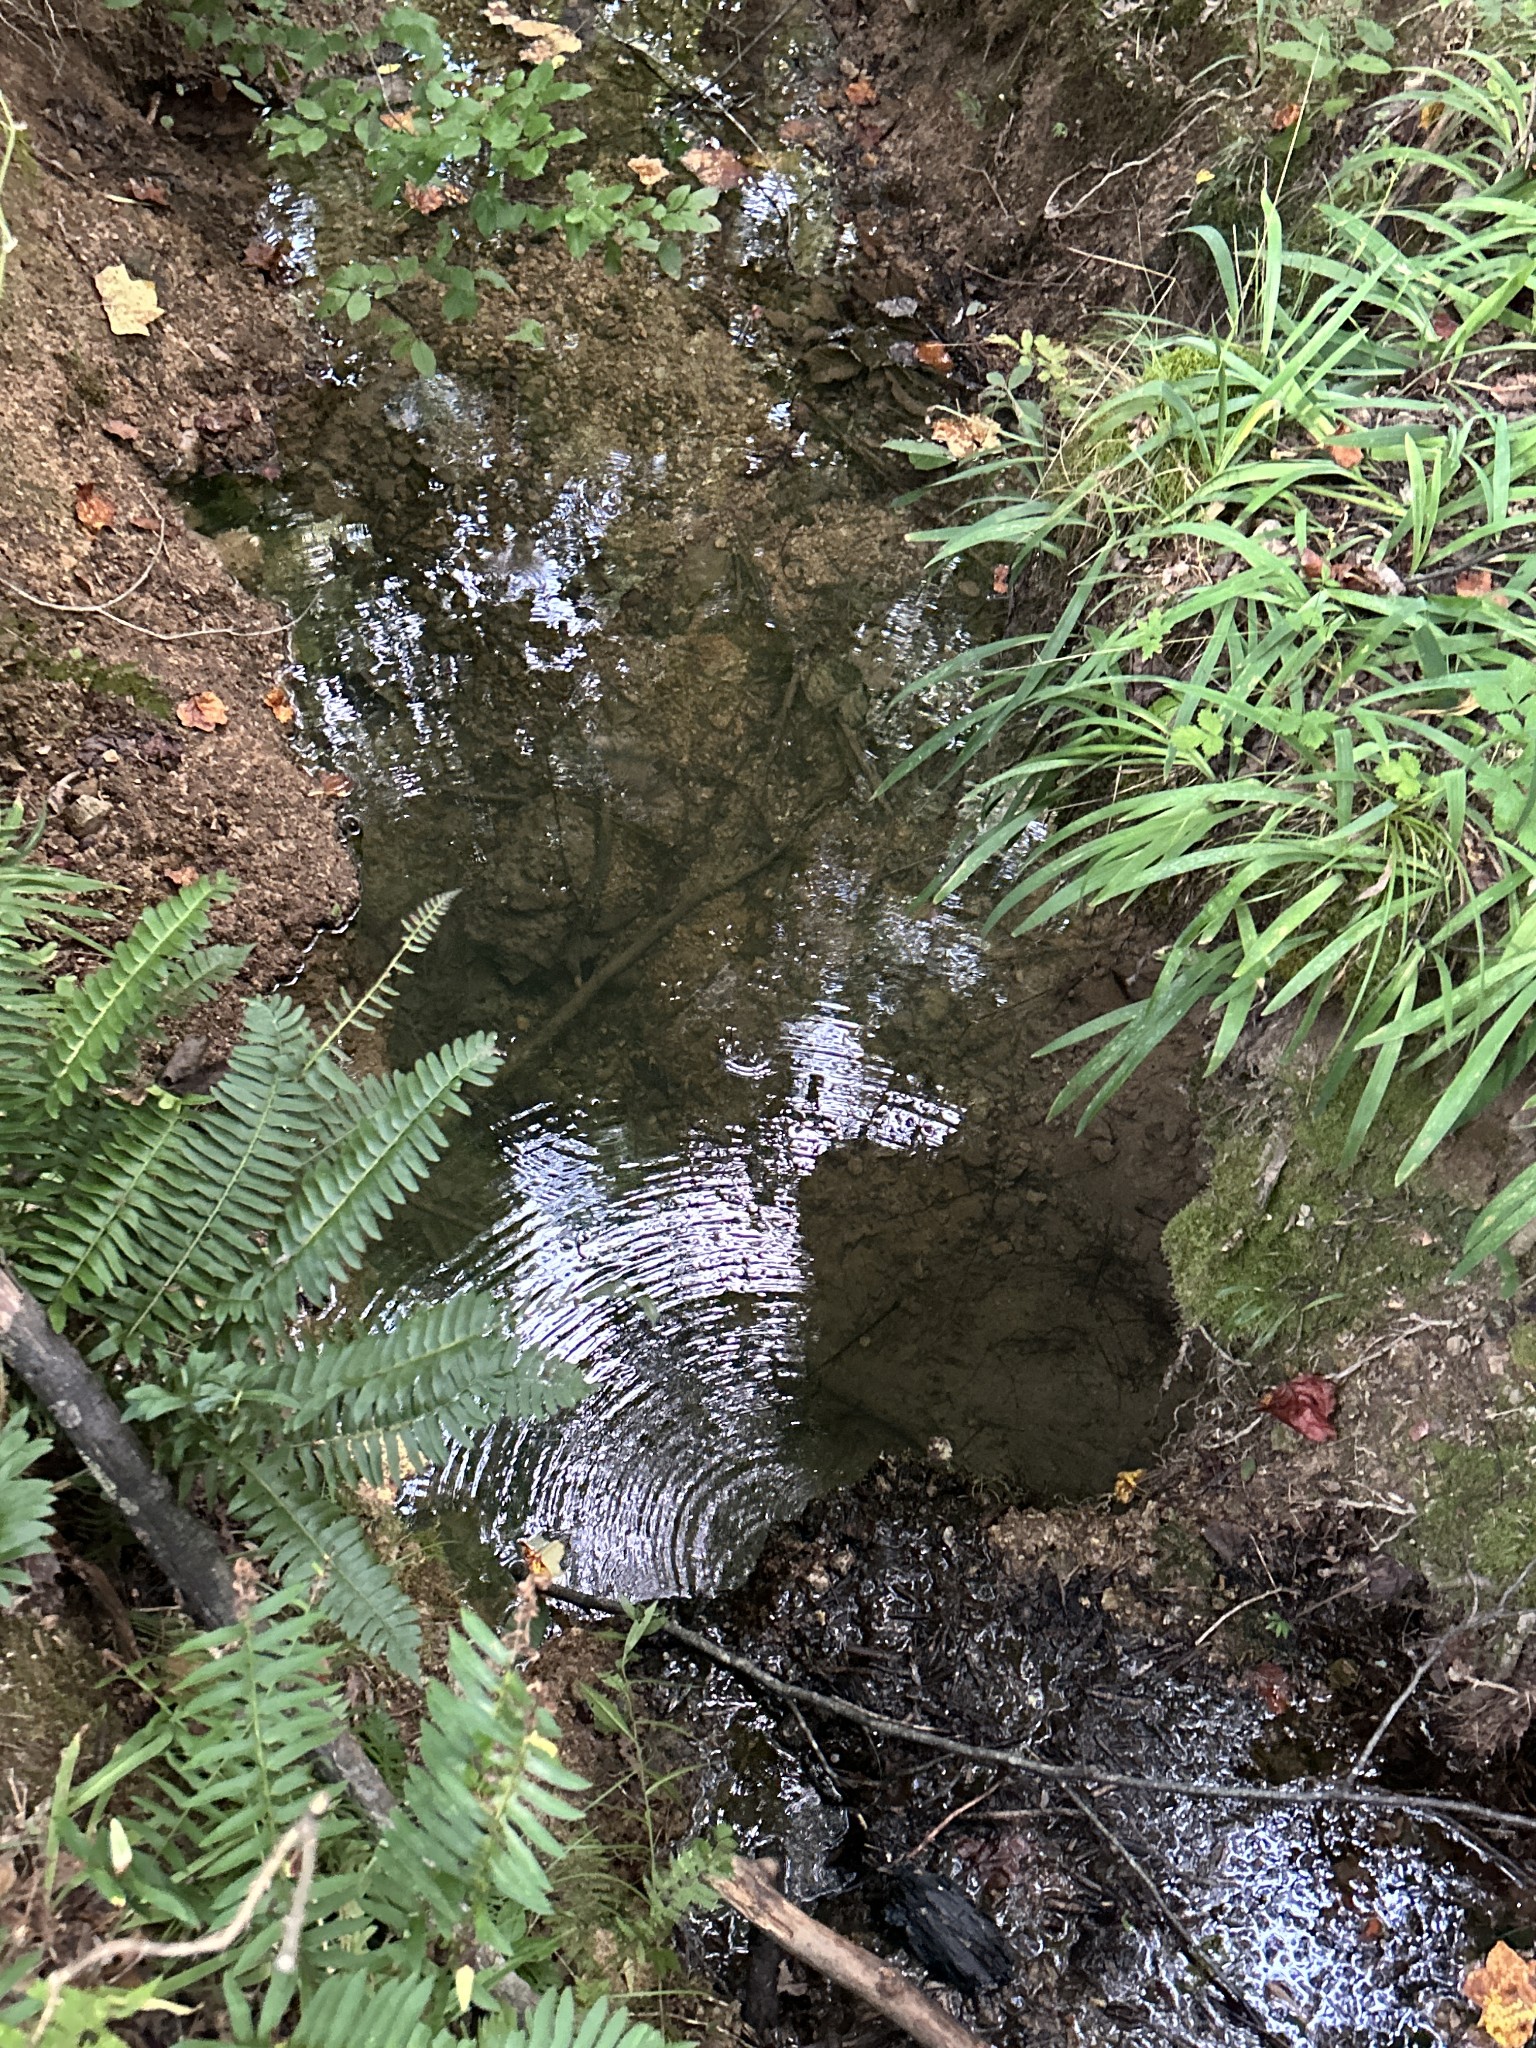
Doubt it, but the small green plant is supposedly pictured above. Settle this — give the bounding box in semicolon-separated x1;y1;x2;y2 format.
100;0;719;371
0;91;24;298
0;809;583;1673
888;53;1536;1274
0;1589;688;2045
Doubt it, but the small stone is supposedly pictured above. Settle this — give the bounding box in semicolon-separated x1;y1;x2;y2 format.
62;792;111;839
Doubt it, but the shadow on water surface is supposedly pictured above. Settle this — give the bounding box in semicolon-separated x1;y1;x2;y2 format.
200;0;1209;1598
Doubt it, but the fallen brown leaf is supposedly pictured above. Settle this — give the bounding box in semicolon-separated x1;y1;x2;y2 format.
681;144;748;190
1299;547;1328;580
264;683;296;725
242;237;291;277
74;482;115;534
1490;372;1536;410
1327;442;1364;468
845;76;878;106
125;176;169;207
175;691;229;732
93;264;163;337
915;340;954;371
1457;567;1494;596
1418;98;1444;128
1271;100;1303;130
1258;1371;1338;1443
778;117;820;144
929;413;1002;459
991;562;1009;596
101;418;139;441
403;180;449;214
508;16;581;64
626;155;669;187
1464;1941;1536;2048
1244;1660;1293;1714
164;865;200;888
308;769;352;799
379;108;417;132
1361;1914;1386;1941
1431;304;1459;339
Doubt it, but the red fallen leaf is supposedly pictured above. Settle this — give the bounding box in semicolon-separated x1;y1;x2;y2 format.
264;683;296;725
845;76;878;106
1245;1660;1293;1714
74;482;115;533
1271;100;1303;130
1300;547;1328;580
101;418;139;441
1258;1371;1338;1443
307;769;352;799
916;340;954;371
1431;304;1459;339
175;691;229;732
164;864;200;887
680;144;748;190
1328;442;1365;469
242;237;291;277
125;176;169;206
992;562;1010;596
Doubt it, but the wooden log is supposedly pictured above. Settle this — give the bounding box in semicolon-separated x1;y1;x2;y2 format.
708;1855;987;2048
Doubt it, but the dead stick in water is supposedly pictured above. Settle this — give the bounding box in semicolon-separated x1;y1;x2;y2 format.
707;1856;985;2048
504;817;821;1071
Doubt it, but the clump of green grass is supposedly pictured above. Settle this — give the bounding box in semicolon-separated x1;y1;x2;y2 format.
890;53;1536;1275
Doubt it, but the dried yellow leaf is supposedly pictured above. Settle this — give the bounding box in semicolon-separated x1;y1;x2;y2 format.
94;263;164;337
627;155;669;187
1113;1468;1146;1505
1465;1942;1536;2048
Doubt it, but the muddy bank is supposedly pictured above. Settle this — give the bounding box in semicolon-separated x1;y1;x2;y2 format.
0;6;354;1003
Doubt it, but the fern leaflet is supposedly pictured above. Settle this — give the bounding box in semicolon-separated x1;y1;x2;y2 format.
0;1413;52;1607
309;893;460;1067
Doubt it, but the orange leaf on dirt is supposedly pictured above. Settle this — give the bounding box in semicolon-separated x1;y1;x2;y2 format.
626;155;669;187
264;683;296;724
845;76;878;106
93;264;163;337
680;144;748;190
929;413;1002;459
1464;1941;1536;2048
1258;1371;1338;1443
175;691;228;733
403;180;449;214
125;176;169;206
379;108;417;132
915;341;954;371
243;238;290;277
164;865;200;888
1299;547;1328;580
992;562;1010;596
308;769;352;799
1328;442;1364;468
74;482;115;534
1457;567;1494;596
1271;101;1303;130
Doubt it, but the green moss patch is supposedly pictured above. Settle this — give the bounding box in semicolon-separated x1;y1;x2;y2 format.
1163;1079;1466;1356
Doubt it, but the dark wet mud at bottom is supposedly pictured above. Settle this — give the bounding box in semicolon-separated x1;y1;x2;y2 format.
631;1462;1534;2048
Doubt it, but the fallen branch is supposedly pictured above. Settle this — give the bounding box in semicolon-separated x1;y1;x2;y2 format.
707;1855;984;2048
0;1265;393;1831
543;1582;1536;1837
504;821;821;1072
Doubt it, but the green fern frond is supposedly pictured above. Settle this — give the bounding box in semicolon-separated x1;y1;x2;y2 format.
499;1990;672;2048
246;1035;501;1326
15;1098;188;1329
289;1967;440;2048
277;1294;586;1492
0;1411;52;1607
309;893;460;1067
108;998;324;1361
234;1465;424;1677
369;1607;584;1933
42;876;238;1114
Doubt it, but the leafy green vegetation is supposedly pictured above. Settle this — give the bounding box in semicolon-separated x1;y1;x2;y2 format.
101;0;718;371
891;51;1536;1272
0;818;583;1673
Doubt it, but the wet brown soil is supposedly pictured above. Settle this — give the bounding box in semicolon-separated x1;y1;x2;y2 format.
0;8;354;1017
